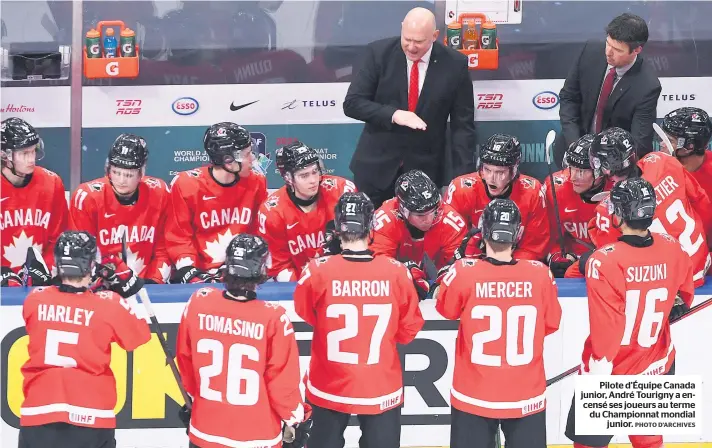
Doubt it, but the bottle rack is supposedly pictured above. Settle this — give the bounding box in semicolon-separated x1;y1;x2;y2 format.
83;20;140;79
444;13;499;71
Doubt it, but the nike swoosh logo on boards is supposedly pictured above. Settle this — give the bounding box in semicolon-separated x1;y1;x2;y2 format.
203;195;216;200
230;100;259;111
287;223;298;229
104;213;115;218
565;208;578;213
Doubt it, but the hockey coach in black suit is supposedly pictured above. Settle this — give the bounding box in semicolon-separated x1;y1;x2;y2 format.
343;7;476;209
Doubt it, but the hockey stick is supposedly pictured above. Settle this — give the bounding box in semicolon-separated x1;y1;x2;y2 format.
544;130;568;255
120;231;128;263
136;288;193;409
422;226;481;283
546;295;712;387
652;122;675;156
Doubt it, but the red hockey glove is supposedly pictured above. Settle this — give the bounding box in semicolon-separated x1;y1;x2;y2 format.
1;267;22;287
463;231;484;257
403;261;430;301
96;254;144;298
547;252;577;278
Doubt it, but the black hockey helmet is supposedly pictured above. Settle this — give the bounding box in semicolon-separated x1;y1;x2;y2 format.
395;170;441;218
479;198;523;245
334;192;375;235
54;231;99;278
225;233;271;281
108;133;148;170
1;117;45;161
610;177;656;222
564;134;596;170
478;133;522;171
275;141;321;180
203;122;252;167
590;127;637;180
661;107;712;156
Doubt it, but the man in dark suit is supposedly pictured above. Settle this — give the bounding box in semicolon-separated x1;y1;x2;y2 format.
343;7;476;209
555;13;661;166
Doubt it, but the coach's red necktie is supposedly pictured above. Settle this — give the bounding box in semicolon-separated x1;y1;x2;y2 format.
408;59;421;112
594;67;616;133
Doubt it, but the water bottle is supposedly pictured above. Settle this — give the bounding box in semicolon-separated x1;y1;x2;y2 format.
103;28;118;58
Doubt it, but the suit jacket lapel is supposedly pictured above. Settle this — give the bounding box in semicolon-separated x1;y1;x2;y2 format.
395;47;408;110
417;44;442;113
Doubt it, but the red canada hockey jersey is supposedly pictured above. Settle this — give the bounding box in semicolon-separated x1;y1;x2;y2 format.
1;168;68;277
68;176;172;283
369;198;467;270
257;175;356;281
176;287;307;448
293;254;424;415
687;151;712;239
436;258;561;419
581;234;694;376
20;286;150;428
445;174;550;261
589;153;711;285
165;167;268;273
543;170;602;256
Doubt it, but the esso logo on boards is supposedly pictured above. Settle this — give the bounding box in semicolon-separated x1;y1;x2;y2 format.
172;97;199;115
532;91;560;110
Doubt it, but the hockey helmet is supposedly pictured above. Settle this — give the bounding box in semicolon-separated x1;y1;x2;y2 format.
1;117;45;162
478;134;522;171
610;177;656;222
275;141;321;180
590;127;637;179
108;133;148;170
334;192;375;235
225;233;271;281
479;198;523;245
203;122;253;167
564;134;596;170
661;107;712;156
54;231;99;278
395;170;441;219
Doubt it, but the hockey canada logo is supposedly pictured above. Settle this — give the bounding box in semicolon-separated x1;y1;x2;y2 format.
264;196;279;210
520;178;536;189
461;177;476;188
320;178;336;190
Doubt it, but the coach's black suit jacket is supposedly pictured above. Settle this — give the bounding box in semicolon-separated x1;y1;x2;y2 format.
555;40;661;165
344;37;476;190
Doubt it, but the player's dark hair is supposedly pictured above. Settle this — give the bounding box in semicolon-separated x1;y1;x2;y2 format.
224;273;260;293
606;13;648;52
625;217;653;231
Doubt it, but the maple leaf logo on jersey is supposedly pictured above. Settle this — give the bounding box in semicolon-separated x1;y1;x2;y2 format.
125;247;146;276
264;301;280;310
527;260;544;267
3;231;43;268
643;153;661;163
158;262;172;283
461;177;476;188
320;178;336;191
264;195;279;210
204;229;237;264
388;258;402;266
197;287;212;297
41;168;57;177
144;178;161;189
96;290;113;300
520;178;536;189
599;244;615;255
553;175;565;186
90;182;104;192
462;259;477;267
315;256;330;266
187;169;201;178
175;256;194;270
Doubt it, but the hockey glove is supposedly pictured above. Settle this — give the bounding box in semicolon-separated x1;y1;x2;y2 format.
319;220;342;257
20;247;52;287
429;263;454;301
178;404;191;434
1;267;22;287
171;266;220;284
463;230;484;258
669;293;690;322
283;416;313;448
547;252;577;278
403;261;430;301
96;255;145;298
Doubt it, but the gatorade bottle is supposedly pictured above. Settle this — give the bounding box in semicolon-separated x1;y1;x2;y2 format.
480;21;497;49
446;22;462;50
103;28;118;58
85;29;101;58
463;24;478;50
120;28;136;57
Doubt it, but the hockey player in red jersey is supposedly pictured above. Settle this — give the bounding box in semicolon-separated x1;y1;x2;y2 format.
544;134;611;277
370;169;467;298
176;233;313;448
587;127;711;285
294;192;424;448
660;107;712;233
435;198;561;448
165;123;268;283
19;231;150;448
257;141;356;281
445;134;550;261
1;117;68;287
69;133;172;284
566;178;694;448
